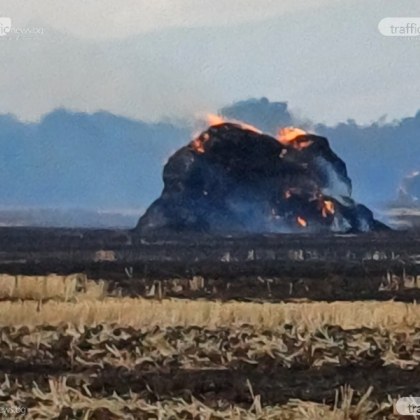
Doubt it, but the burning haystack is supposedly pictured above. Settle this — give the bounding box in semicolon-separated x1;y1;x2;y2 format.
136;117;387;234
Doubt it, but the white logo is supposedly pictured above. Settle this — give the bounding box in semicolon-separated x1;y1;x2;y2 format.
395;397;420;415
0;17;12;37
0;17;44;39
378;17;420;37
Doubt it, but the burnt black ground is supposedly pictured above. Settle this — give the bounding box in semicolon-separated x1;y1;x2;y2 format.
0;227;419;302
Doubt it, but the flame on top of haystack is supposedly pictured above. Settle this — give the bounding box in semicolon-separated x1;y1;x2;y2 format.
191;116;311;154
277;127;313;150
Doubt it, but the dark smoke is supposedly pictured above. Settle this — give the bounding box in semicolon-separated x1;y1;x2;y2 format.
222;98;420;207
221;98;295;134
398;172;420;205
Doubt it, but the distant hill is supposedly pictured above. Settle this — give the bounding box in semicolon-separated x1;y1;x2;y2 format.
0;110;188;211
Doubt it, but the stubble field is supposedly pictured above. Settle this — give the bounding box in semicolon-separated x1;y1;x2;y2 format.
0;230;419;418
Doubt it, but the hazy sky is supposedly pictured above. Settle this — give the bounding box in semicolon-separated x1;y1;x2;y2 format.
1;0;419;124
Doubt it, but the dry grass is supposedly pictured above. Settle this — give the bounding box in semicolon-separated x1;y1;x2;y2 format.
3;377;394;420
0;273;410;418
0;298;418;331
0;274;106;301
2;323;418;372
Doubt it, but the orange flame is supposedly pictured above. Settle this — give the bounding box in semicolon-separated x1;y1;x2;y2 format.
206;114;225;126
277;127;312;150
206;114;262;134
321;200;335;218
297;216;307;227
279;127;307;142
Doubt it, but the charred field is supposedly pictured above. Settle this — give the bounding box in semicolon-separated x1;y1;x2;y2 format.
0;117;415;418
0;227;420;418
0;112;417;418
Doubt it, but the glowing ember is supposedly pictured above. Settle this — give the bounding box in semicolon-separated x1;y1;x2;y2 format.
191;132;210;154
297;216;307;227
237;122;262;134
321;200;335;218
277;127;313;150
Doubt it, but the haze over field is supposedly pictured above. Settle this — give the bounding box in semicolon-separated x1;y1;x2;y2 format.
1;0;420;124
